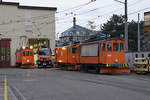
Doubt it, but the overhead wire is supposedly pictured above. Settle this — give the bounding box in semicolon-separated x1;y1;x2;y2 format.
76;0;146;24
0;0;148;33
0;0;96;26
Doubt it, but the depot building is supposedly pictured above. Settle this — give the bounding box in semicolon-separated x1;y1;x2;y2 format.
0;1;57;67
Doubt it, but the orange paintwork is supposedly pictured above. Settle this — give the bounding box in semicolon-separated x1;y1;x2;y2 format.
100;68;130;74
55;47;68;63
68;45;80;64
16;48;34;68
54;45;80;70
99;39;125;64
54;39;130;73
38;48;51;62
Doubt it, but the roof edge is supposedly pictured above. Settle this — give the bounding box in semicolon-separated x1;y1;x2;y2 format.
144;11;150;16
0;2;57;11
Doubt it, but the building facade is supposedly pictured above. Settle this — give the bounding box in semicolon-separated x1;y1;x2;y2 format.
143;11;150;51
0;2;56;67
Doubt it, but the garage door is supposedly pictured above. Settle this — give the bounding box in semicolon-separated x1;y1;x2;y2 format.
0;39;11;67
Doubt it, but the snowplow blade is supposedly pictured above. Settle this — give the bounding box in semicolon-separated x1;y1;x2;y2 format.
100;67;130;74
67;65;80;71
21;65;35;69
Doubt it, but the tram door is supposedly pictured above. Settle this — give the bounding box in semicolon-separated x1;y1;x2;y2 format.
0;39;11;67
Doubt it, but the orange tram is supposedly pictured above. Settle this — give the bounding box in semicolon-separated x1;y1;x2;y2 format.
54;38;130;74
15;46;34;68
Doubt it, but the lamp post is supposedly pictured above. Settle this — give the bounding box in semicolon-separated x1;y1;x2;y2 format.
114;0;128;52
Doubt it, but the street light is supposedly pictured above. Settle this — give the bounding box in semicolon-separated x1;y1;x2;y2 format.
114;0;128;52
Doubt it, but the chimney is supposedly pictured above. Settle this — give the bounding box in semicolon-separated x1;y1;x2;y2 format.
73;17;76;28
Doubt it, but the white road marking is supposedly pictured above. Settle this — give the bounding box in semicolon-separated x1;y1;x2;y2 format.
13;86;26;100
7;86;17;100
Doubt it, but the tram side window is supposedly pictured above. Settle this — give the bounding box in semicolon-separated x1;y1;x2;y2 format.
68;48;71;54
76;47;79;54
102;43;105;52
113;43;119;51
99;44;102;51
120;43;124;52
72;48;77;54
107;43;112;52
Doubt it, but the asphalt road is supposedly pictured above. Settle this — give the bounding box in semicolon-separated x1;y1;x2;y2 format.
0;68;150;100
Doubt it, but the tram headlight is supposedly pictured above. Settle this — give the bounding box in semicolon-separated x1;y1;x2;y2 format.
62;47;66;50
30;45;33;49
115;59;118;63
22;46;26;49
59;60;62;62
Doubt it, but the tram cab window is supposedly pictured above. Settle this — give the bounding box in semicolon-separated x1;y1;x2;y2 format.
120;43;124;52
107;43;112;52
30;52;33;56
27;51;30;56
72;48;77;54
113;43;119;51
102;43;105;52
23;51;26;56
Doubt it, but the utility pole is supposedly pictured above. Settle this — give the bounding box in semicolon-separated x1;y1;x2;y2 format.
138;13;140;52
73;17;77;41
125;0;128;52
114;0;128;51
57;33;59;40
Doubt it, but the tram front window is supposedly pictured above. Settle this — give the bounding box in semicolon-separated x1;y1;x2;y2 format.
113;43;119;51
38;50;50;55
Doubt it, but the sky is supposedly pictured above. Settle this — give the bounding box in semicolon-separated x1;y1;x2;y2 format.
4;0;150;35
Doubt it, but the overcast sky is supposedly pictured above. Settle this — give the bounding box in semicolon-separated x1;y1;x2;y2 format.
4;0;150;34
